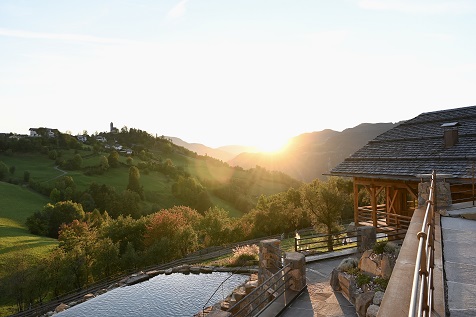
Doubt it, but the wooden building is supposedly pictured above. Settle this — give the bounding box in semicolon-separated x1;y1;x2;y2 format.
330;105;476;232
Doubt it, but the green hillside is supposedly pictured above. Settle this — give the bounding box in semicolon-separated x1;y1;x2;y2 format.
0;145;299;218
0;131;300;271
0;182;57;274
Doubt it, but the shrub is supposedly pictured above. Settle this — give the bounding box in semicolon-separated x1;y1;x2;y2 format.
23;170;30;182
337;257;359;272
373;241;388;254
356;272;372;287
374;277;389;291
229;244;259;267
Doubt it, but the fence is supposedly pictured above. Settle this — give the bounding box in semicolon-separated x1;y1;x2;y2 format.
225;239;306;317
294;229;358;254
408;171;437;317
357;207;412;238
227;264;292;317
9;235;282;317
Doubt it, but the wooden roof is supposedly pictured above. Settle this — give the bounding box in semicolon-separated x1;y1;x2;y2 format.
330;105;476;180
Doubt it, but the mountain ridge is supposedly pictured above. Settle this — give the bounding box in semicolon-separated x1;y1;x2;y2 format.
170;122;398;182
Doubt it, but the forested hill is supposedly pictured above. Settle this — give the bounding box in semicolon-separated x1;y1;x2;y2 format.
0;128;301;218
173;122;398;182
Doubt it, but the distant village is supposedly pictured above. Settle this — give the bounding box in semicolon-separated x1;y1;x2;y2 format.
0;122;133;155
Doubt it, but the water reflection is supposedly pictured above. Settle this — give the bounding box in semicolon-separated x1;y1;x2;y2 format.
58;272;248;317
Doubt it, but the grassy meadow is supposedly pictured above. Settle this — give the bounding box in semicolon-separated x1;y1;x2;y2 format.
0;147;295;267
0;182;58;276
2;149;293;217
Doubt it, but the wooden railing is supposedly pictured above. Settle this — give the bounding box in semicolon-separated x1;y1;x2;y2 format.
409;171;437;317
357;207;411;239
294;229;358;254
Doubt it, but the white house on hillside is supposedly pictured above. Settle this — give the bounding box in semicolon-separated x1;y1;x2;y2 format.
77;135;87;142
96;136;107;142
29;128;58;138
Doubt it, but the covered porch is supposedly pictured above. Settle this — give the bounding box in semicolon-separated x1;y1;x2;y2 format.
352;177;419;238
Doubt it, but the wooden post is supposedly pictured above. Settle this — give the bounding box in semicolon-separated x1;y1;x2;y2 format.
353;180;359;226
371;186;378;228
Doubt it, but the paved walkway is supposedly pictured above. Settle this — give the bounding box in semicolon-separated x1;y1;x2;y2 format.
442;203;476;316
280;250;358;317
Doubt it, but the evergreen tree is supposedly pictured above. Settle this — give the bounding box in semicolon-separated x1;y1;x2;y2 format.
127;166;143;199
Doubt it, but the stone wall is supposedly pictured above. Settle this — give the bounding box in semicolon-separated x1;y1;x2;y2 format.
418;181;451;208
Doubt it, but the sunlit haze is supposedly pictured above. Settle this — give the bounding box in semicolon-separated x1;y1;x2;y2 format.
1;0;476;151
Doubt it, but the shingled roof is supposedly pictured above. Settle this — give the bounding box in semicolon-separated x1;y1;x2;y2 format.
330;105;476;180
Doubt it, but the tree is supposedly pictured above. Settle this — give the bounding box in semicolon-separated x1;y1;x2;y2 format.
119;190;142;218
26;201;85;238
301;177;349;251
171;176;212;213
58;220;98;287
23;170;30;183
99;155;109;171
100;215;147;255
199;207;233;246
79;192;96;212
144;206;202;260
92;237;119;278
48;150;58;160
1;252;34;312
108;150;120;168
50;188;61;203
127;166;143;199
120;242;138;271
72;153;82;169
0;161;8;179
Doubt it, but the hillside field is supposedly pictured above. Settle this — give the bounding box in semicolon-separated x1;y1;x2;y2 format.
0;182;58;317
0;182;57;270
0;148;295;218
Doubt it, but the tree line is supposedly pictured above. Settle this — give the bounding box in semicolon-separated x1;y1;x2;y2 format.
2;176;356;312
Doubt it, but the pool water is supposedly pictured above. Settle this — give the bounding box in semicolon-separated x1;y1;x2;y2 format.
57;272;249;317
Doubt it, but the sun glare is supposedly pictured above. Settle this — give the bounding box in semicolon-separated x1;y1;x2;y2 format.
256;138;290;154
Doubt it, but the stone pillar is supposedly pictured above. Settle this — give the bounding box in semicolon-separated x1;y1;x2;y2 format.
284;252;306;292
357;226;376;252
258;239;281;284
418;181;451;208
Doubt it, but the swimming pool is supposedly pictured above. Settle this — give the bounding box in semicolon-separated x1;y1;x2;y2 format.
57;272;249;317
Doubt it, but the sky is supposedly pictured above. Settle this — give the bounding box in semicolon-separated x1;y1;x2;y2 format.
1;0;476;151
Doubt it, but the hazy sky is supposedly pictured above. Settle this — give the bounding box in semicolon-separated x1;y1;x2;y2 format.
1;0;476;151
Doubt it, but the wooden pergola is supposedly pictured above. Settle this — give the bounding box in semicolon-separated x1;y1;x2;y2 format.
351;177;419;234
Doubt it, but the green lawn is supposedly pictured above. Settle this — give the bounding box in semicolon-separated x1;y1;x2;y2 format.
0;153;62;183
0;182;57;278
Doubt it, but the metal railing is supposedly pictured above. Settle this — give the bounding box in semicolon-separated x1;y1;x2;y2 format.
227;263;292;317
201;262;253;315
409;170;437;317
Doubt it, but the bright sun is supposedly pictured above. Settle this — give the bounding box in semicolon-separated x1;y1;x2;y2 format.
255;138;290;153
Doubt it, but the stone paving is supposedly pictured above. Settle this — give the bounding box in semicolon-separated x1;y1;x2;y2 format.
280;252;358;317
442;203;476;316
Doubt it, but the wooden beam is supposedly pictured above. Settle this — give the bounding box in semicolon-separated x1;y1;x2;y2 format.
354;177;419;189
404;184;418;200
387;189;398;214
354;181;359;226
370;186;378;228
